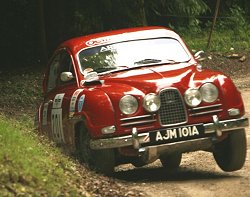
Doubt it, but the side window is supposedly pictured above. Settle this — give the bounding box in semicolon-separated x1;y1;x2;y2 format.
47;50;76;93
57;51;76;86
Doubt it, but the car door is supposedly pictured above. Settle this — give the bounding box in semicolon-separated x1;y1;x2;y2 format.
41;49;77;144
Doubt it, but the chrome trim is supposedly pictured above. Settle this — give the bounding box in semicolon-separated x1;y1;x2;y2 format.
120;114;156;127
90;117;249;150
121;119;157;127
189;103;223;116
190;103;222;111
204;117;249;134
90;132;149;150
120;114;154;121
139;137;214;159
132;128;140;149
189;109;223;117
212;115;222;136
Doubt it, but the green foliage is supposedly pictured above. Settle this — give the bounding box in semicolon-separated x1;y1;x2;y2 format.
2;0;250;68
146;0;209;31
167;0;209;15
216;5;249;42
181;25;250;52
179;4;250;52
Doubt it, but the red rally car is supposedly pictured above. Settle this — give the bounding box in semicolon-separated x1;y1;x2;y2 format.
36;26;249;175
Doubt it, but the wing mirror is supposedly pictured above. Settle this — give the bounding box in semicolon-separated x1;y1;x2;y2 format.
60;72;74;82
194;50;206;61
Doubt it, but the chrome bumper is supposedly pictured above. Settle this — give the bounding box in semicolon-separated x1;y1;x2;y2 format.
89;116;249;150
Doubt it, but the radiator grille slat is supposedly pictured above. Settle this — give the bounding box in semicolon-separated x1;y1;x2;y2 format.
159;89;187;126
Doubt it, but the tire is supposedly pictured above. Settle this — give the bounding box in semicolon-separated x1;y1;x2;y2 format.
160;152;182;170
132;158;148;168
77;124;115;175
213;129;247;172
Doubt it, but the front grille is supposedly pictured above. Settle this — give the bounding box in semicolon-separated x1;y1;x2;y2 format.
159;88;187;126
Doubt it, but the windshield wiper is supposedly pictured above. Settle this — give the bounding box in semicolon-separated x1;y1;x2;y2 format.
134;58;190;66
97;65;130;75
134;59;162;65
94;67;117;73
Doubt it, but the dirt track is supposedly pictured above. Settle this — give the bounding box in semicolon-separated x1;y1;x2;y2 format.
113;84;250;196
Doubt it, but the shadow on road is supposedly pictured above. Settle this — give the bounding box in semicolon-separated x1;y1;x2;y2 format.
114;166;240;183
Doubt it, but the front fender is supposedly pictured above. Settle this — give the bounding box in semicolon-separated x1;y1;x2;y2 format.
216;74;245;116
76;89;115;138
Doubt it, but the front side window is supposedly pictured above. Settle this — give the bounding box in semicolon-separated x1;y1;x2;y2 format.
78;38;191;74
47;50;75;92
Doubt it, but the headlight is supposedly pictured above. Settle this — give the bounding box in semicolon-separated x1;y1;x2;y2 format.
119;95;138;115
143;93;161;112
200;83;218;103
184;88;202;107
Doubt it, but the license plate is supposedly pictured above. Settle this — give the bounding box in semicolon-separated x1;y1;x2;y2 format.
148;124;205;145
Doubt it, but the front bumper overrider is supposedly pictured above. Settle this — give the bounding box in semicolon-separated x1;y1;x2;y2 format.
90;116;249;151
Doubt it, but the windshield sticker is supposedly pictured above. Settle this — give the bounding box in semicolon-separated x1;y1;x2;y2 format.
85;34;126;47
53;93;65;109
42;103;48;125
69;89;83;117
100;45;114;52
78;95;85;112
86;37;112;47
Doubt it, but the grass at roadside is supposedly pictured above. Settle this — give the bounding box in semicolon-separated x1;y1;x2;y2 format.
0;68;145;197
0;114;89;196
0;113;144;196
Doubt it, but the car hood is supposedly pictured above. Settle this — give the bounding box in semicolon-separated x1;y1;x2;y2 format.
98;63;199;95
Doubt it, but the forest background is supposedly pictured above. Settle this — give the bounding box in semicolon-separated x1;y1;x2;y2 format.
1;0;250;69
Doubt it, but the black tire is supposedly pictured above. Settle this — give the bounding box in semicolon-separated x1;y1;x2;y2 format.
132;158;148;168
213;129;247;172
77;124;115;175
160;152;182;170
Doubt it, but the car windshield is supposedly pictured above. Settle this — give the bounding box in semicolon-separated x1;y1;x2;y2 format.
78;38;191;74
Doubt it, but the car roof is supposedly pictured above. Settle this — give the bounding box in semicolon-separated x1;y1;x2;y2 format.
59;26;181;54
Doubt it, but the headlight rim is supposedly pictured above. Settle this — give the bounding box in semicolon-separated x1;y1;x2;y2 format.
119;95;138;115
200;83;219;103
184;88;202;107
143;93;161;112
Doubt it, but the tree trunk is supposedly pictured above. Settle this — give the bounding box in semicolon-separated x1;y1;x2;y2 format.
37;0;48;63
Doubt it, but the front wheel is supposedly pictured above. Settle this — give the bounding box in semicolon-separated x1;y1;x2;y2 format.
77;124;115;175
213;129;247;172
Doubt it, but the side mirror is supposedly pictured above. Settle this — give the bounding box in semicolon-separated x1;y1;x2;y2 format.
194;50;205;61
60;72;74;82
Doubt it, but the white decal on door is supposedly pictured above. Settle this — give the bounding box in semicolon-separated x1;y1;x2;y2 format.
78;95;85;112
69;89;83;117
51;108;64;143
53;93;65;108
